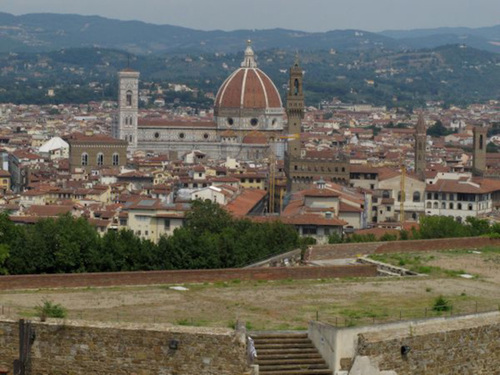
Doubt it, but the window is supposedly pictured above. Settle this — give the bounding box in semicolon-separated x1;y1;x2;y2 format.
468;204;473;211
294;79;299;95
164;219;171;230
386;206;391;212
302;225;317;235
458;203;462;210
227;117;234;126
442;202;446;209
179;133;185;139
433;202;438;209
434;193;439;200
382;190;390;199
427;193;432;200
97;153;104;166
81;153;88;166
413;191;421;202
203;133;209;139
479;134;484;149
250;118;258;126
154;132;160;139
426;202;431;209
112;153;119;166
449;203;454;209
126;90;133;107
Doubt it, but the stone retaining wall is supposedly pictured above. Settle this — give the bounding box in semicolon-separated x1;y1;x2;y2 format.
357;313;500;374
0;318;247;375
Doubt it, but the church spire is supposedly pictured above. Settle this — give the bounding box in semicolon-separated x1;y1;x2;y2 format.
241;40;258;68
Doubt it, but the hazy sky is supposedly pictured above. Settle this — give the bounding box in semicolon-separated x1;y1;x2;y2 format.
3;0;500;32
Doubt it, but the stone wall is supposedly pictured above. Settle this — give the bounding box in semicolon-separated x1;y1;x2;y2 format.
308;311;500;374
309;237;500;261
0;265;377;291
357;312;500;374
0;318;247;375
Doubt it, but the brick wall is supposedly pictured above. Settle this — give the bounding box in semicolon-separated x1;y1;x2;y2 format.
0;265;377;291
309;237;500;260
357;317;500;374
0;319;247;375
375;237;500;254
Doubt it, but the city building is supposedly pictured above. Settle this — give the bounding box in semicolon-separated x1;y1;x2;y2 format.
112;42;284;160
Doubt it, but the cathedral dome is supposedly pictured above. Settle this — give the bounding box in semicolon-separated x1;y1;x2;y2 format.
214;42;282;112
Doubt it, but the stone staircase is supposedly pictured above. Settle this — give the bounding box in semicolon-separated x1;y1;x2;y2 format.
251;332;331;375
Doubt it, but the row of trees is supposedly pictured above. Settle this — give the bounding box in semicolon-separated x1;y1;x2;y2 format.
0;200;302;275
329;216;500;244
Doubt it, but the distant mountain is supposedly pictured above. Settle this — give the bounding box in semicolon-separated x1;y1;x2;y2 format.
380;25;500;53
0;12;400;54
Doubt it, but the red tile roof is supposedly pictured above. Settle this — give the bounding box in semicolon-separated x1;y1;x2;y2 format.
225;189;267;217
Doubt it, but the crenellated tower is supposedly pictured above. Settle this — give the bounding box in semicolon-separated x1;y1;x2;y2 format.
286;56;304;160
284;56;350;193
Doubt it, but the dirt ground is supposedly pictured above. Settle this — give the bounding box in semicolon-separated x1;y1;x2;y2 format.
1;248;499;330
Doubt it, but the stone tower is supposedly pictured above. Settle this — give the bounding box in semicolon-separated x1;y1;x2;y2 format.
472;125;488;176
414;113;427;178
286;56;304;160
285;57;304;192
284;56;350;193
113;69;140;151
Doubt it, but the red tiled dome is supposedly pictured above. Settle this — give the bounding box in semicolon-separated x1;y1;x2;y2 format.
215;43;282;111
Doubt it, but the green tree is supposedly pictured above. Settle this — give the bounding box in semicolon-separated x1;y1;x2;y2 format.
418;216;468;239
427;120;451;137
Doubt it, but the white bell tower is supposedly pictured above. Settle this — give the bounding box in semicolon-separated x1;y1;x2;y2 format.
113;69;140;151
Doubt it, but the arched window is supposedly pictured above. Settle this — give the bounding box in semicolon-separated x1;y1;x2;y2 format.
433;202;438;209
129;135;133;143
382;190;390;199
458;203;462;210
126;90;133;107
426;202;431;209
449;202;454;209
479;134;483;150
294;79;299;95
413;191;421;202
442;202;446;209
97;153;104;166
81;153;88;166
468;204;473;211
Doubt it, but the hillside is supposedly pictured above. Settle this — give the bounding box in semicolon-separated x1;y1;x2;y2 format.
1;44;499;107
0;12;399;54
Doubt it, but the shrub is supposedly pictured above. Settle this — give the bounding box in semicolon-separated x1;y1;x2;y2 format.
36;299;67;320
432;296;452;312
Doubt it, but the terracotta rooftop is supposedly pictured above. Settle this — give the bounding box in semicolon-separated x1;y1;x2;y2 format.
225;189;267;217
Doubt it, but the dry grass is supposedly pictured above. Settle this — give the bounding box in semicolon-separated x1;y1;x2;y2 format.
1;247;500;330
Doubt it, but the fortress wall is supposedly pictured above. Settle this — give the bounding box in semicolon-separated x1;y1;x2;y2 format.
0;318;247;375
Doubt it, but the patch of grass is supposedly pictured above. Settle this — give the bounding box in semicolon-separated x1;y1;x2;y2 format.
35;299;67;320
432;296;452;312
176;318;208;327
